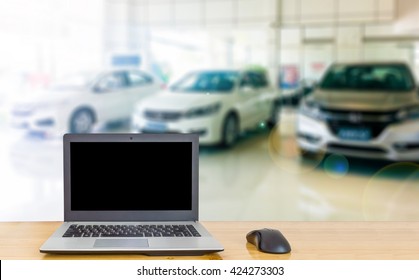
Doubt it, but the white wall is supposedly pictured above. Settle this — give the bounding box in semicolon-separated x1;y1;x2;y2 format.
282;0;395;25
0;0;104;78
279;0;419;81
122;0;277;28
103;0;419;82
104;0;279;82
395;0;419;33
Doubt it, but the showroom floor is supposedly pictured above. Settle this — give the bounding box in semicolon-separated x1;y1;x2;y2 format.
0;108;418;221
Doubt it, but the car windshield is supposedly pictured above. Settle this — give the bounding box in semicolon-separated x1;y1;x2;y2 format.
49;72;98;90
320;64;415;92
170;71;239;93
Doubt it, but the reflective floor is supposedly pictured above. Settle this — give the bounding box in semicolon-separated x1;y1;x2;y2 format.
0;108;418;221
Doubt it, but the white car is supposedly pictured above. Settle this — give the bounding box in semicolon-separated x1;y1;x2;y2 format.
10;69;162;136
131;69;281;147
297;61;419;161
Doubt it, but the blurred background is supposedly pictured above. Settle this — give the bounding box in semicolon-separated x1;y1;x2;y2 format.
1;0;419;222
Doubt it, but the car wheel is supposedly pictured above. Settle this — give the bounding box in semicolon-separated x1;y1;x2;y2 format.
221;114;239;148
267;104;281;129
70;109;95;133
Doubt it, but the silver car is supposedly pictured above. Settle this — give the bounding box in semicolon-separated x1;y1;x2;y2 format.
10;69;162;136
297;61;419;161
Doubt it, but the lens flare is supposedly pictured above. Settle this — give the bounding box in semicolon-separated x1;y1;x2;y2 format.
323;154;349;178
362;162;419;221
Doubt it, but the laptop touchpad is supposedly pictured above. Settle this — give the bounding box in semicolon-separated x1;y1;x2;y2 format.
94;239;149;248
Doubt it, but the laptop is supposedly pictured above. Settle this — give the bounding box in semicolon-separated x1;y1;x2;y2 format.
40;133;224;255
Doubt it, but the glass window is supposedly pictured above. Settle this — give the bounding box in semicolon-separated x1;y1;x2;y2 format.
240;72;268;89
170;71;239;93
96;72;128;91
240;73;253;87
249;72;268;88
320;64;415;92
128;71;152;87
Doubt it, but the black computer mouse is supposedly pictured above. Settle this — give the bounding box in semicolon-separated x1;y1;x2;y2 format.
246;228;291;254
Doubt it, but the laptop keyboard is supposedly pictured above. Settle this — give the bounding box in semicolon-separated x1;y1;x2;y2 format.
62;224;201;238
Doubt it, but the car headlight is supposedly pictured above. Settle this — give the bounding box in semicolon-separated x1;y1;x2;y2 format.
184;103;221;118
396;106;419;121
300;100;323;120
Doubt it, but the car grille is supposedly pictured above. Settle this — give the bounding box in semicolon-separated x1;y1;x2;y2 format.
321;108;398;139
144;110;183;121
327;143;387;154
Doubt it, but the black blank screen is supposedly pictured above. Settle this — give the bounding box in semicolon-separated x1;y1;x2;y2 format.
70;142;192;211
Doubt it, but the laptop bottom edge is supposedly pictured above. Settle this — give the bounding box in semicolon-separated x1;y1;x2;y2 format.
40;248;224;256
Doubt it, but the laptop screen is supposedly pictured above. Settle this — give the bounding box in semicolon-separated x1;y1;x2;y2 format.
63;134;199;221
70;141;192;211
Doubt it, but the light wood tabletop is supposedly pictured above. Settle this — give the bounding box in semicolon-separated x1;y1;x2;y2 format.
1;221;419;260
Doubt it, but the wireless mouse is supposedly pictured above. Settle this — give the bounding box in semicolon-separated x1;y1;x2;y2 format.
246;228;291;254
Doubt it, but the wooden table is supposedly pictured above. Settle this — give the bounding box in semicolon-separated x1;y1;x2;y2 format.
1;221;419;260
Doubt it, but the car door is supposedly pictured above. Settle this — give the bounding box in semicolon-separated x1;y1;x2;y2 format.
236;72;260;129
249;71;275;122
125;70;160;113
91;71;130;122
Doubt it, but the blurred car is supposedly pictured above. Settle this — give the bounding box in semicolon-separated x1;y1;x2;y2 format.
297;61;419;161
10;69;162;135
131;69;281;147
281;79;316;107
